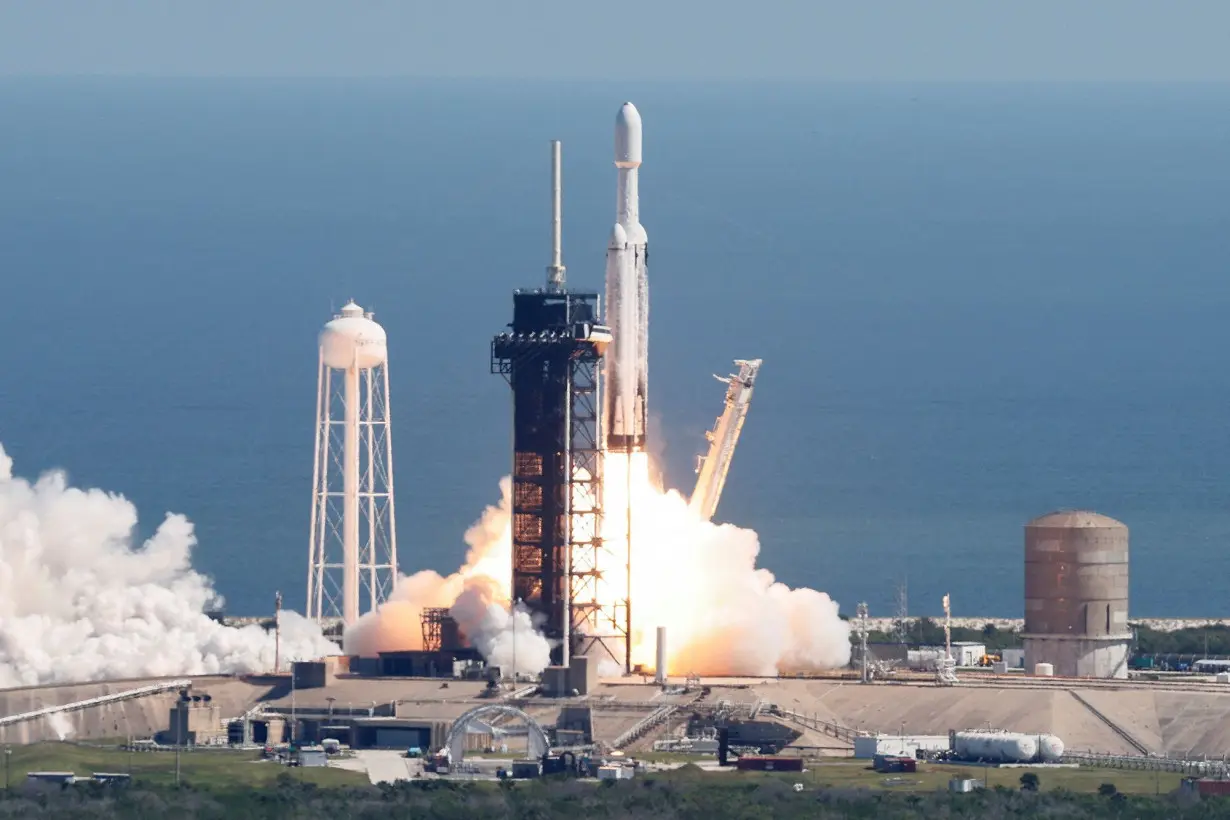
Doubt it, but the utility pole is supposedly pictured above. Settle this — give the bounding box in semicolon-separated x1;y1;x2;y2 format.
274;591;283;673
856;603;870;683
122;710;133;775
511;598;520;687
290;666;297;747
4;745;11;793
894;578;909;645
174;742;180;787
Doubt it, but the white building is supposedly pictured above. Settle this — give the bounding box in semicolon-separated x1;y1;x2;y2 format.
1002;648;1025;669
951;642;987;667
853;734;951;759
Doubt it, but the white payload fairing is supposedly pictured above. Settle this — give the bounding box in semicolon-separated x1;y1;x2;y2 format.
605;102;649;452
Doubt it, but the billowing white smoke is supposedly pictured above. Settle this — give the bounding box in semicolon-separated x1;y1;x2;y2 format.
611;453;852;676
0;445;338;688
344;478;553;678
45;712;73;741
643;488;852;675
450;579;552;678
345;461;851;679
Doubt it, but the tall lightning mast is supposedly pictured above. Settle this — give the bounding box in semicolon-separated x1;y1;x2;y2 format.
492;141;624;668
307;302;398;627
690;359;763;522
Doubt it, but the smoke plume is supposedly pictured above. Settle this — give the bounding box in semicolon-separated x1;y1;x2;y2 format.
343;478;553;678
609;452;852;676
0;445;338;688
345;458;850;678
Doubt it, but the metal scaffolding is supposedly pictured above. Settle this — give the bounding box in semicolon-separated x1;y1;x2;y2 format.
492;290;625;667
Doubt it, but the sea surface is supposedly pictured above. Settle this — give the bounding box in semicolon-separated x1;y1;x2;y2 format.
1;79;1228;619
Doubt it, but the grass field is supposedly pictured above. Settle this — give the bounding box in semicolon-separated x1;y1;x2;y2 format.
650;759;1184;795
1;742;367;790
0;742;1185;798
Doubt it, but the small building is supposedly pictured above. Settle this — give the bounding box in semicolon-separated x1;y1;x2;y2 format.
292;661;336;690
853;734;950;759
542;666;570;696
91;772;132;785
597;765;633;780
168;691;224;745
873;755;917;773
511;759;542;779
569;655;598;695
1189;778;1230;797
351;717;447;750
25;772;76;788
373;649;483;677
906;648;946;670
297;747;328;768
735;756;804;772
1002;648;1025;669
950;642;987;667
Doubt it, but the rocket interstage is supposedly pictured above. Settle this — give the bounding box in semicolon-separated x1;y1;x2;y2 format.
604;102;649;452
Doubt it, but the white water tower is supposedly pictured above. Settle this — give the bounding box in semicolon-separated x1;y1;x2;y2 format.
306;301;398;627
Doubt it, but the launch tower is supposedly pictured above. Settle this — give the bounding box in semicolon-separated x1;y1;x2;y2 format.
307;302;399;627
492;141;629;668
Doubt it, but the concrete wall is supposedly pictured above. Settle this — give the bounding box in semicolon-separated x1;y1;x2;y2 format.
1024;511;1130;640
569;656;597;695
1024;635;1130;679
168;704;224;744
0;677;265;745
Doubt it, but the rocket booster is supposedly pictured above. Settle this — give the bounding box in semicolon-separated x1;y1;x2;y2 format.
605;102;649;452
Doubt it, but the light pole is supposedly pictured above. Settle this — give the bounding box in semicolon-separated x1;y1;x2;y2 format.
274;591;283;673
121;710;133;775
4;745;11;793
511;597;521;688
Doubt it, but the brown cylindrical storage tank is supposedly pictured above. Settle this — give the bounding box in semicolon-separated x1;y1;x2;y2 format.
1023;510;1130;679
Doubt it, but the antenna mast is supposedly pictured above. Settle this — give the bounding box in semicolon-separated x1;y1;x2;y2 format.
547;140;566;290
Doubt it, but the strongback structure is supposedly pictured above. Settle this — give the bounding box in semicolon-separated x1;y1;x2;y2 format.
1023;510;1131;679
491;141;627;668
690;358;762;522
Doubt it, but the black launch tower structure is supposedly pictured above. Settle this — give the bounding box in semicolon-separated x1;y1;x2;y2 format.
491;140;630;670
492;290;615;666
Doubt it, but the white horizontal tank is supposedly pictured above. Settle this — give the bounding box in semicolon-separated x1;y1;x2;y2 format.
320;302;388;370
953;730;1064;763
1038;734;1065;762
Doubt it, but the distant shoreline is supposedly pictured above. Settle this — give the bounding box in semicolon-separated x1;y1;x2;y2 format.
860;617;1230;633
218;615;1230;634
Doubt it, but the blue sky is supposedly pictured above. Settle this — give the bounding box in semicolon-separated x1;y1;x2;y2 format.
0;1;1226;81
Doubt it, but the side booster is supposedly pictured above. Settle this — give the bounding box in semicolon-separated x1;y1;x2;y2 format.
604;101;649;452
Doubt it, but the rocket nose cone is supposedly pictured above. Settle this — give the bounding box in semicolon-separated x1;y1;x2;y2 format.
608;222;628;248
615;102;642;168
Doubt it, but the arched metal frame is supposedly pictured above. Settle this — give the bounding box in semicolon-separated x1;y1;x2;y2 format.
444;704;551;762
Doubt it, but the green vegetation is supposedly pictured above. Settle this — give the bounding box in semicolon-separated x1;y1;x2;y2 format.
0;744;1220;818
862;619;1024;652
795;759;1182;795
1133;624;1230;657
3;741;366;790
854;619;1230;667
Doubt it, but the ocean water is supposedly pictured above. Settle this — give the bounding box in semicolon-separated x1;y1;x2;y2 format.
1;79;1228;620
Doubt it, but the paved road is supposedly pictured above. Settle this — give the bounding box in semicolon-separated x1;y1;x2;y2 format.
329;750;420;784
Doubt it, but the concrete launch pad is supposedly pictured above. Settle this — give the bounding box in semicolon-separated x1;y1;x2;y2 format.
7;672;1230;759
